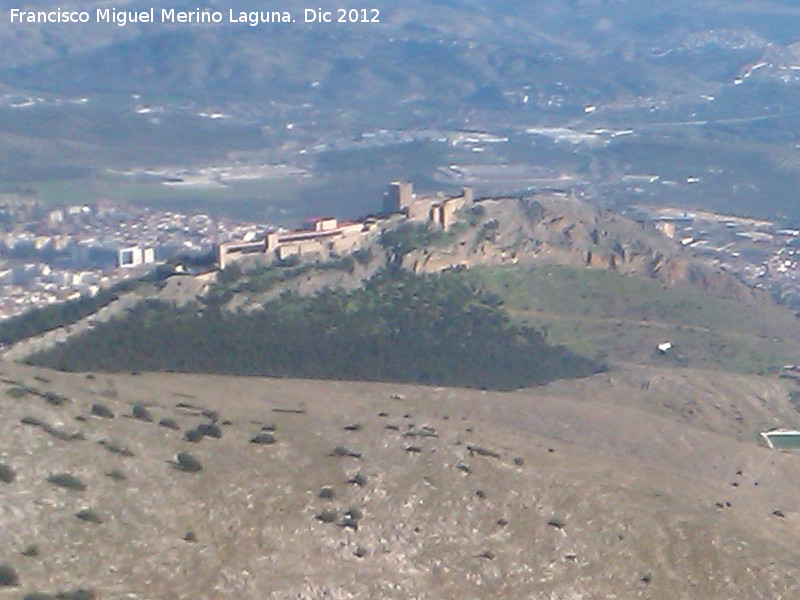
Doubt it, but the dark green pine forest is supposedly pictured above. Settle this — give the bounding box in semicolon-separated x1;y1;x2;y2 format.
30;270;603;390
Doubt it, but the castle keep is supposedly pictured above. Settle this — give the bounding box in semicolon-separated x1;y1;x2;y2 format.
384;181;473;230
218;181;473;269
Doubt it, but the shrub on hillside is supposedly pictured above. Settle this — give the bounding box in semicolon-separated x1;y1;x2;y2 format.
98;440;134;457
42;425;84;442
175;452;202;473
75;509;103;524
0;463;16;483
332;446;361;458
106;469;126;481
44;391;69;406
47;473;86;491
159;418;180;430
184;428;203;443
5;386;28;399
90;403;114;419
250;432;276;445
316;509;337;523
0;564;19;586
348;473;367;487
196;423;222;439
131;405;153;421
201;409;220;422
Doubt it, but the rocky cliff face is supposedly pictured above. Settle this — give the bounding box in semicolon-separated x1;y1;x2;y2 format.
402;195;764;304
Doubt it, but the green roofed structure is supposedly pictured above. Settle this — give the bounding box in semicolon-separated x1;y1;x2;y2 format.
760;430;800;450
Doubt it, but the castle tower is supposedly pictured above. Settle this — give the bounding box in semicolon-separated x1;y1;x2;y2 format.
266;232;280;252
384;181;414;215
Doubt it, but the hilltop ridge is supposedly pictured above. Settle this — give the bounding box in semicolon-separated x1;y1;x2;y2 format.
397;195;763;305
6;192;800;378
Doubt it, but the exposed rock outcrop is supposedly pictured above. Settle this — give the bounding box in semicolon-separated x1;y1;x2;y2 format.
404;195;765;304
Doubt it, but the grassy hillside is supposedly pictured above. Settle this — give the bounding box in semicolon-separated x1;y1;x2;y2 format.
2;362;800;598
463;264;800;374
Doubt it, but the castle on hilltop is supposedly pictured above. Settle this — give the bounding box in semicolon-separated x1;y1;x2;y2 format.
384;181;473;230
217;181;473;269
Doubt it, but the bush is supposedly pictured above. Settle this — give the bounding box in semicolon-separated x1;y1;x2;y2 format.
175;452;202;473
201;410;219;422
348;473;367;487
5;386;28;398
98;440;134;457
21;545;39;557
318;486;334;499
316;509;337;523
353;247;374;266
47;473;86;491
184;428;203;443
197;423;222;439
131;405;153;421
42;425;84;442
345;507;362;520
158;418;180;430
24;593;53;600
90;404;114;419
106;469;126;481
75;509;103;524
332;446;361;458
0;564;19;586
0;463;15;483
250;432;276;445
44;391;69;406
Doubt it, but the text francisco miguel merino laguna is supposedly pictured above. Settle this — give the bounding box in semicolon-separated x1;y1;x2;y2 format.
9;7;381;26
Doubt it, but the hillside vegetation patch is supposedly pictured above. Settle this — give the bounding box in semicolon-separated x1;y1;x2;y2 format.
30;270;601;390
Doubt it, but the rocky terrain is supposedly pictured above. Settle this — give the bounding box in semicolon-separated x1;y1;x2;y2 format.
402;196;764;305
2;361;800;599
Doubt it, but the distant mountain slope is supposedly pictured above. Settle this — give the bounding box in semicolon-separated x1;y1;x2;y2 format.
2;0;789;104
2;363;800;598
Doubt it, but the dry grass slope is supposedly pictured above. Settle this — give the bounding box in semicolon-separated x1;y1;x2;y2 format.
2;361;800;598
